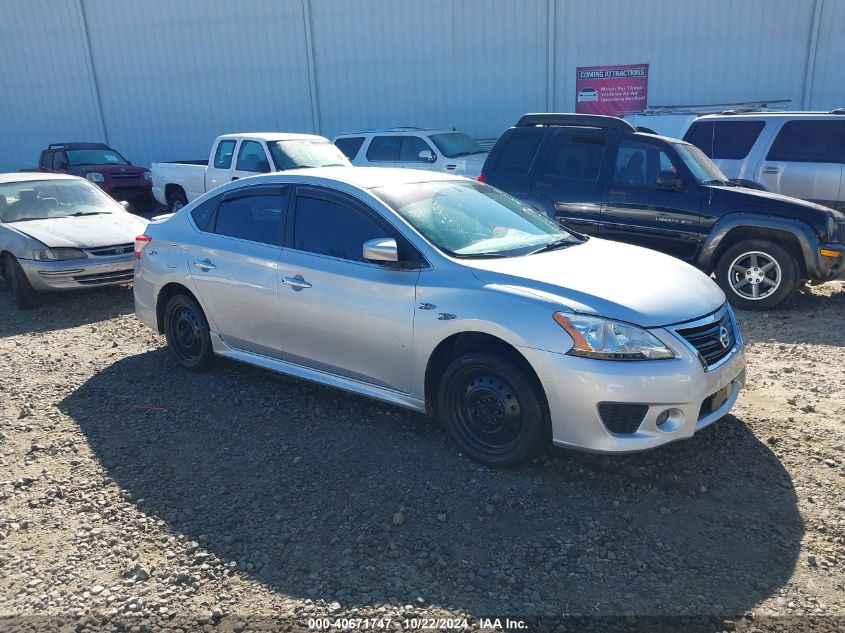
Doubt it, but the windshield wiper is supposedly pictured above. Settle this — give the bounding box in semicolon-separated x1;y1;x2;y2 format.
702;179;730;186
453;252;509;259
69;211;108;216
448;151;484;158
528;238;577;255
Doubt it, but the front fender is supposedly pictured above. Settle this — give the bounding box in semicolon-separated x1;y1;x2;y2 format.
696;214;820;275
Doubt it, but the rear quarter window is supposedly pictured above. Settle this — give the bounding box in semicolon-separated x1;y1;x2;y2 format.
334;137;365;160
766;120;845;163
683;120;765;160
493;131;544;174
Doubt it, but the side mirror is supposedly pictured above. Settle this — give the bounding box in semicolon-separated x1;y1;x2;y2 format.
418;150;436;163
119;200;131;211
656;170;682;189
363;237;399;263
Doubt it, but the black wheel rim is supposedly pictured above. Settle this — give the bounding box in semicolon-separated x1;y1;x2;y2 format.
448;371;525;457
170;306;203;363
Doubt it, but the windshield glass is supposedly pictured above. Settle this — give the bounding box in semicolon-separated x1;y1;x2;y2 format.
268;140;351;170
373;181;580;257
673;143;729;184
0;179;116;223
66;148;129;166
429;133;485;158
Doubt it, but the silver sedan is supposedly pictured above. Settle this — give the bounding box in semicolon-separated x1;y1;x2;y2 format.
0;173;148;309
134;167;746;466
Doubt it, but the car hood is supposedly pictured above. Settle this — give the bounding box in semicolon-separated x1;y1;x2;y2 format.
708;184;842;216
467;237;725;327
10;213;148;249
447;152;488;178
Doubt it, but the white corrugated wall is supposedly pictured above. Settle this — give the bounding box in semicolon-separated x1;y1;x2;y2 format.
0;0;842;171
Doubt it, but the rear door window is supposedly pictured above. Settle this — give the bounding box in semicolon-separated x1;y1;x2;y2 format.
494;131;543;174
211;187;287;245
213;140;237;169
683;121;765;159
334;137;365;160
541;134;605;180
366;136;402;162
766;120;845;163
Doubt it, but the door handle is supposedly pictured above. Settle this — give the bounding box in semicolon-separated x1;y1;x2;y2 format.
762;166;780;175
282;275;312;291
192;258;216;271
231;176;240;180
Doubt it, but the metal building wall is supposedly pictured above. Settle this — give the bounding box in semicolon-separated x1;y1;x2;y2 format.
0;0;104;173
0;0;843;173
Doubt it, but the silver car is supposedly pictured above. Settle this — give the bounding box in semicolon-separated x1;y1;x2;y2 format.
0;173;149;309
134;167;746;466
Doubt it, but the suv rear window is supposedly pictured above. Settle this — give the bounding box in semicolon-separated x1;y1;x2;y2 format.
494;131;543;174
766;120;845;163
541;134;605;180
335;136;365;160
683;121;765;160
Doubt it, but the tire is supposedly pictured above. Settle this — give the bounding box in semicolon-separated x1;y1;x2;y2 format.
3;254;38;309
437;352;547;467
715;239;799;311
163;293;214;370
167;190;188;214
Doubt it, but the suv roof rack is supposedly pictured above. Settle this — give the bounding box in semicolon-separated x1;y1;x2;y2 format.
48;142;109;149
515;113;637;132
340;126;429;134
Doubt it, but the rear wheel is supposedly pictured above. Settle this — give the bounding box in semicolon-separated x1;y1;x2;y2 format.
2;254;38;309
438;352;547;467
163;294;214;370
715;239;798;311
167;190;188;214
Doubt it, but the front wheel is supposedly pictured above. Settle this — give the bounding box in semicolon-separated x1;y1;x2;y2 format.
715;239;798;311
2;254;38;309
163;294;214;370
438;352;547;467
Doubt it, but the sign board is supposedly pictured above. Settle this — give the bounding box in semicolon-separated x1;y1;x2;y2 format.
575;64;649;116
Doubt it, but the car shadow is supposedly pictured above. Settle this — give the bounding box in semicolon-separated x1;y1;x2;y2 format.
0;284;134;337
61;348;803;617
734;282;845;347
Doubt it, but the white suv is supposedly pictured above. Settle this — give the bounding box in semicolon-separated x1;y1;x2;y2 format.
683;110;845;210
333;127;488;178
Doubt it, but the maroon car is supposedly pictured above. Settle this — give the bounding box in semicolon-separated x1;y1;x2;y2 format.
36;143;152;205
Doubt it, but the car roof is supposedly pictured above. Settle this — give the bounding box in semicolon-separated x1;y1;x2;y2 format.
695;111;845;121
0;172;82;185
217;132;330;142
226;166;467;191
47;142;111;150
336;127;454;137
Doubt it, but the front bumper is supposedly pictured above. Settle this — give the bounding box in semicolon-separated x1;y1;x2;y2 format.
520;323;746;453
814;243;845;281
97;181;152;200
19;254;135;291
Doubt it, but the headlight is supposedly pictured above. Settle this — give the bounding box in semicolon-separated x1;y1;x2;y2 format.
33;248;88;261
143;171;152;181
86;172;105;183
553;312;674;360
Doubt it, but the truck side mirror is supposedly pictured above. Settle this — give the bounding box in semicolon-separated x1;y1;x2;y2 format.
656;170;682;190
418;150;436;163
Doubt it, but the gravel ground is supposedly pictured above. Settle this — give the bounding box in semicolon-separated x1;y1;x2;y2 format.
1;281;844;632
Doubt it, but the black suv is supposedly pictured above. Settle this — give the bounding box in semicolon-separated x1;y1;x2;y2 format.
480;113;845;310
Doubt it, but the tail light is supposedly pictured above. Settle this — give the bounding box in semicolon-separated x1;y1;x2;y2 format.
134;234;151;260
477;173;486;183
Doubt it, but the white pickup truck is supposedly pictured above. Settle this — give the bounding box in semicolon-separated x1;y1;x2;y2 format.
151;132;350;212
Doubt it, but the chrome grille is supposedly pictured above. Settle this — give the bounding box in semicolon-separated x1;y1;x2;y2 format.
673;308;735;370
88;243;134;257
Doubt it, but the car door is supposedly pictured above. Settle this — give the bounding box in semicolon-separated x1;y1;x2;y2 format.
187;184;289;357
277;186;420;393
601;138;702;261
755;119;845;208
205;138;237;190
528;130;606;234
230;139;273;181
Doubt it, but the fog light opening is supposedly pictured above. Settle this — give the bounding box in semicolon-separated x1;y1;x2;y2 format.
656;408;684;433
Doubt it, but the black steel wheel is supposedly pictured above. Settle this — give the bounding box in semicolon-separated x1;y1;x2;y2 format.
163;294;213;370
438;352;547;467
